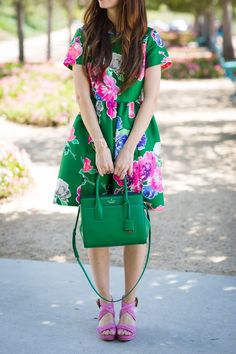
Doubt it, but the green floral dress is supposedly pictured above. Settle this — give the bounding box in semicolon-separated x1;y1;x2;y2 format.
53;25;172;211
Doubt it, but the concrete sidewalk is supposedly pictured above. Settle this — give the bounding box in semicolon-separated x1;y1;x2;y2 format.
0;258;235;354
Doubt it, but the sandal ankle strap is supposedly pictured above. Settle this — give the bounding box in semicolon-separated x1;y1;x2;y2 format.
96;298;115;320
119;296;138;321
121;296;138;308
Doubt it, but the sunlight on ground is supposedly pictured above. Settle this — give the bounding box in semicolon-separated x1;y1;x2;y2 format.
48;255;67;263
208;256;227;263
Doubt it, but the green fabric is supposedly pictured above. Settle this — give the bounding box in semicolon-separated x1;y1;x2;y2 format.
53;25;172;210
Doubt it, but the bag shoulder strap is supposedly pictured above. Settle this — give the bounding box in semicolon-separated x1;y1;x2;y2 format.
72;204;152;303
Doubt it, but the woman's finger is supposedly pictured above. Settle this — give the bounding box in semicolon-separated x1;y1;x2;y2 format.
127;167;133;176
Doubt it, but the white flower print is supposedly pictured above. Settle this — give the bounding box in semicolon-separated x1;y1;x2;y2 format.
109;52;122;73
153;142;161;158
95;100;104;116
54;178;71;204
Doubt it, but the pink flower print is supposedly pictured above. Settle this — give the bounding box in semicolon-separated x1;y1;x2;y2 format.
103;71;120;95
128;102;135;118
76;185;82;203
132;182;143;193
138;42;147;81
63;36;83;67
157;51;172;70
138;151;156;182
124;162;141;193
67;127;76;142
150;170;164;193
88;136;93;144
83;157;93;172
96;73;120;102
114;188;119;194
161;56;172;70
106;99;117;119
113;173;124;186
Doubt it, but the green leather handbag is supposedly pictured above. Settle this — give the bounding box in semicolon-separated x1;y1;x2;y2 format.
72;173;152;303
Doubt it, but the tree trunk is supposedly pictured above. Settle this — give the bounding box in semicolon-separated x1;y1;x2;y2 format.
47;0;53;60
15;0;24;63
221;0;235;60
203;7;215;50
65;0;73;42
193;12;201;36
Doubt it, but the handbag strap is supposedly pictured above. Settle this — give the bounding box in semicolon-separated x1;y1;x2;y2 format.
72;202;152;303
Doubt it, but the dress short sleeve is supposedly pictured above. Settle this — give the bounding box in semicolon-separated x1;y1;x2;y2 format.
145;27;172;70
63;26;84;70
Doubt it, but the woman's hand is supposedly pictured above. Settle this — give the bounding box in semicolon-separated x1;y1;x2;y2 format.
95;146;114;176
114;147;134;179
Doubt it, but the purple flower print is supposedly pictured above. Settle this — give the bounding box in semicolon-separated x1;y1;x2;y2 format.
142;185;158;199
151;29;164;48
116;116;123;130
106;99;117;119
125;162;141;192
138;151;156;182
113;161;141;193
137;134;147;150
114;133;128;158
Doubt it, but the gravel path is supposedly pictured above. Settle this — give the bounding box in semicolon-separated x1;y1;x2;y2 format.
0;77;236;276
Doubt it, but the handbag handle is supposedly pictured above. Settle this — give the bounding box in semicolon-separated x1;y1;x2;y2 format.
72;194;152;303
95;174;132;229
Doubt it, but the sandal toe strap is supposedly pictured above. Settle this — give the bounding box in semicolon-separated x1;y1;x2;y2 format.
117;323;136;333
97;323;116;333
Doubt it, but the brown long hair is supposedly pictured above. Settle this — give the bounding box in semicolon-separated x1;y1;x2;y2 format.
81;0;148;95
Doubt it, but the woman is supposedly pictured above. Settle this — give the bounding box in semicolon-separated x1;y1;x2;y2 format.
53;0;172;342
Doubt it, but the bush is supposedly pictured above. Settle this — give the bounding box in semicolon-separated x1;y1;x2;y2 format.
0;141;33;199
0;62;77;127
162;31;196;47
162;55;224;79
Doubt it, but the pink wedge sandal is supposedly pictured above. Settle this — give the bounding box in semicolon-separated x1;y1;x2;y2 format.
116;296;138;341
96;297;116;341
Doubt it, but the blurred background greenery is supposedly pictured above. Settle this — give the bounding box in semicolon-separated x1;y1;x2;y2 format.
0;0;235;199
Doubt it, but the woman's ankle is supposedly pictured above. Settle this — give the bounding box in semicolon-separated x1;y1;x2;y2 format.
99;293;113;304
122;295;136;304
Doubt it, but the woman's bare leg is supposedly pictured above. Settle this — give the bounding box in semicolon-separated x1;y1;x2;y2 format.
87;247;115;335
117;243;147;336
